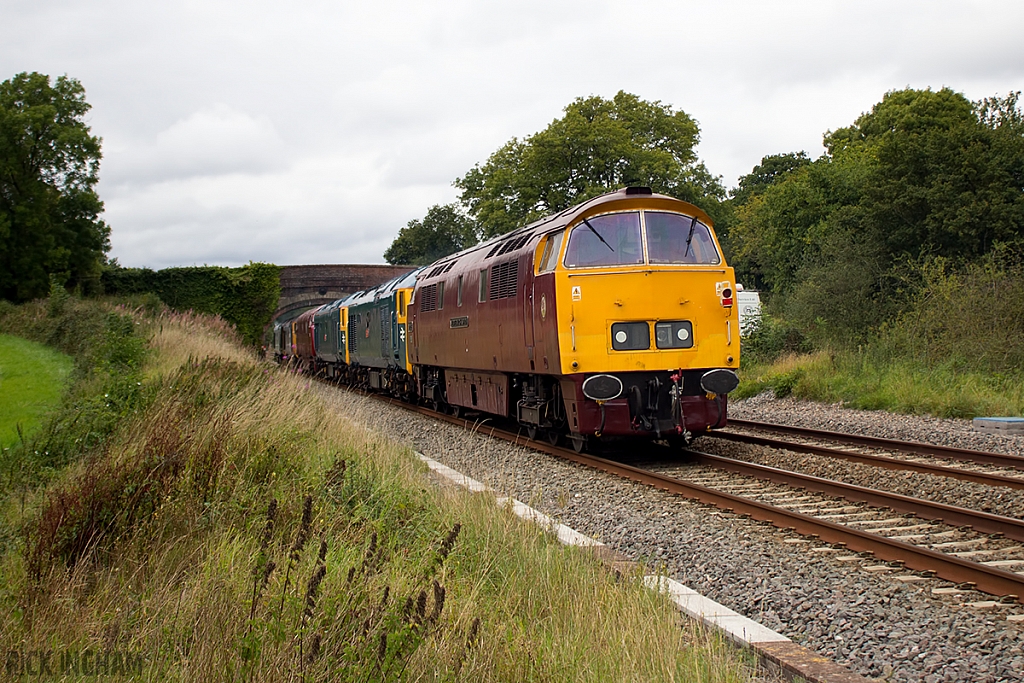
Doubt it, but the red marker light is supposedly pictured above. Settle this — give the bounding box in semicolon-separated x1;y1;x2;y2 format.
721;287;733;307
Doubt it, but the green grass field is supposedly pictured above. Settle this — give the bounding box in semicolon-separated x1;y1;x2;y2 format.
736;348;1024;418
0;334;72;448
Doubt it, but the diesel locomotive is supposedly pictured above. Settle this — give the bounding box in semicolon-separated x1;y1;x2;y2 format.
273;187;740;451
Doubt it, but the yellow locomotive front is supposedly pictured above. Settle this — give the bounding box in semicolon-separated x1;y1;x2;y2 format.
543;192;740;445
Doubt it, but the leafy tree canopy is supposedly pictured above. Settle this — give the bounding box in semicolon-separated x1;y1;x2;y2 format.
729;87;1024;343
383;204;479;265
730;152;811;205
454;91;724;238
0;72;109;302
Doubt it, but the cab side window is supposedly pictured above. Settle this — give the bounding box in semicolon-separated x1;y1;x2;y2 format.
538;230;564;272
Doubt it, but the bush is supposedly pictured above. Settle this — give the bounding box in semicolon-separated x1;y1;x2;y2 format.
740;310;812;365
0;293;150;484
873;249;1024;373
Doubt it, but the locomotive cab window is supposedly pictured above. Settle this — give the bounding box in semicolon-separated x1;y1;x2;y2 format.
537;230;564;272
563;212;643;268
645;212;720;265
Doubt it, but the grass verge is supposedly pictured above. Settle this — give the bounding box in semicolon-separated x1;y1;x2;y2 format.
0;335;73;449
736;348;1024;418
1;297;759;682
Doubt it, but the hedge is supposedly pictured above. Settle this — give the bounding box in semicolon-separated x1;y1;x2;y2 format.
102;263;280;346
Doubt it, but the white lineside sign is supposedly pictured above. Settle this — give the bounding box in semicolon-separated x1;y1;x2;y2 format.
737;289;761;336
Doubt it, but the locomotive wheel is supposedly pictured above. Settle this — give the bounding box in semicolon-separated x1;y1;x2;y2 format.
665;435;689;450
450;404;461;418
525;425;538;441
569;434;587;453
545;429;560;446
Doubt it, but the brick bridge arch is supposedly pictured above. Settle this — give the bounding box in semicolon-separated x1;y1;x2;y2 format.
272;264;414;324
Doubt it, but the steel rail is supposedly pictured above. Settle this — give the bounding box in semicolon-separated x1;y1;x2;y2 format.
376;396;1024;599
726;418;1024;471
687;451;1024;542
707;430;1024;490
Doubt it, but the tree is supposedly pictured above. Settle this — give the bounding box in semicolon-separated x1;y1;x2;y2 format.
728;87;1024;344
730;152;811;205
454;91;724;238
0;72;109;301
825;87;1024;260
383;204;479;265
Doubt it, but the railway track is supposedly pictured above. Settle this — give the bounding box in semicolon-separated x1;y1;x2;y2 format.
375;395;1024;602
715;419;1024;486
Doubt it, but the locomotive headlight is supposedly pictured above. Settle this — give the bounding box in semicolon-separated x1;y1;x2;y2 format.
655;321;694;349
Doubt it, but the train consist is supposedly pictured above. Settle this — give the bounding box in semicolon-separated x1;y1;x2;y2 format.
272;187;741;451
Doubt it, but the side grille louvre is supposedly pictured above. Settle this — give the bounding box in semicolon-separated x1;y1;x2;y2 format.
485;233;530;259
347;314;359;354
426;260;458;279
488;260;519;300
419;284;438;311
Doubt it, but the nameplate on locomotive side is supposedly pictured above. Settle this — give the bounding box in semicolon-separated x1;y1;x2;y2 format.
449;316;469;329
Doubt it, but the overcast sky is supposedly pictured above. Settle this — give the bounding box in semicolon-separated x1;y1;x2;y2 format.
3;0;1023;268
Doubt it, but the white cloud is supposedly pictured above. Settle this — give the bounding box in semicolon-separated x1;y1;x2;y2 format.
105;104;288;185
154;105;286;177
3;0;1022;268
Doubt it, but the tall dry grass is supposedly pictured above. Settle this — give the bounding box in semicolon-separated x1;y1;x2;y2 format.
1;310;758;682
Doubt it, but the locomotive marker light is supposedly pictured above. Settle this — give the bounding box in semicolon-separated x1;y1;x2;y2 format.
611;322;651;350
716;281;734;308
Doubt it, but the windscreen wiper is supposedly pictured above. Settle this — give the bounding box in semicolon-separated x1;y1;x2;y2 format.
582;218;615;252
683;215;699;257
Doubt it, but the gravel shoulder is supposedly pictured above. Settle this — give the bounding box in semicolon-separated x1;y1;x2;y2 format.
329;388;1024;683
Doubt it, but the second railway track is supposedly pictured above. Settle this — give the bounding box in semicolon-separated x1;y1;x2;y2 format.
710;421;1024;490
373;392;1024;601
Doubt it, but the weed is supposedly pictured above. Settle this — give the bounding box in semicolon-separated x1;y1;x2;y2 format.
0;306;762;682
278;495;314;614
